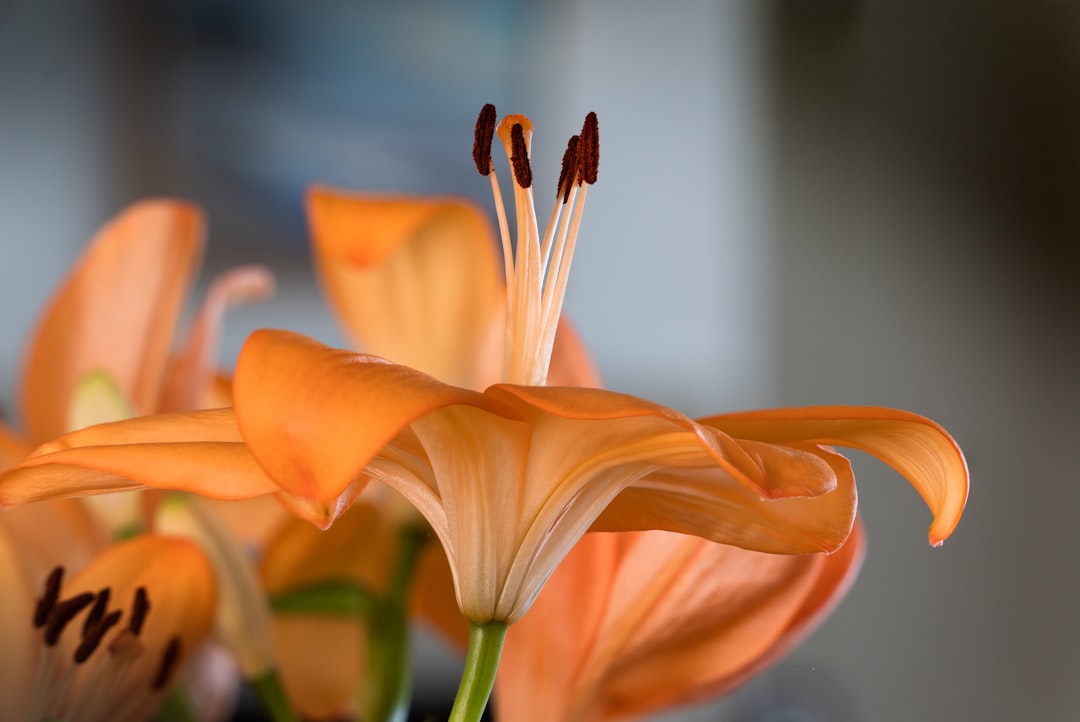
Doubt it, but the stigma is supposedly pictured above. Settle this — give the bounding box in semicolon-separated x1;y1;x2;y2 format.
473;104;599;386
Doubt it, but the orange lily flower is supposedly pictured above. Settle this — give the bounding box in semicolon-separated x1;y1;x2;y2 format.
0;108;968;721
0;109;966;616
0;523;216;721
494;525;865;722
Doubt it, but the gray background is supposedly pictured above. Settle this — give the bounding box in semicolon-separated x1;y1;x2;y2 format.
2;1;1076;720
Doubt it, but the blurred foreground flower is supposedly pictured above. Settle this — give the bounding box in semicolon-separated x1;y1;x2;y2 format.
0;519;216;721
0;108;969;722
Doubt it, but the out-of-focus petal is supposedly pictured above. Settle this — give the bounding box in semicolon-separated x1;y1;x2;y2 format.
0;409;278;506
156;495;277;679
700;407;969;545
21;200;204;443
546;317;603;388
261;500;395;598
260;502;395;718
0;422;31;469
0;499;108;579
0;522;36;718
307;187;502;387
160;265;275;413
411;540;470;650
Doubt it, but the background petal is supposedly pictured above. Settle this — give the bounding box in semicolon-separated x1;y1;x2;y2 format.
308;187;502;387
21;200;203;442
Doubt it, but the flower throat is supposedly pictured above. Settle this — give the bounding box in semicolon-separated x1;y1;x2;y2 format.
472;104;599;386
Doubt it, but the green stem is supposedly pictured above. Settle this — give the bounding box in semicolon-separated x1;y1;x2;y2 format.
250;668;300;722
156;685;200;722
362;526;427;722
448;620;509;722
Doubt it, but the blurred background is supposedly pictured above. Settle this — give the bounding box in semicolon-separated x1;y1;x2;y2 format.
2;0;1078;720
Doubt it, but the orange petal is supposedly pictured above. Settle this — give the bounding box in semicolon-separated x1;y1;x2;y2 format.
547;317;603;388
410;540;471;650
498;527;864;722
0;422;31;470
0;409;278;506
0;521;36;718
307;187;503;387
0;499;109;580
259;501;398;718
700;407;969;545
260;500;395;598
233;329;495;526
21;200;204;443
160;265;275;412
273;615;365;719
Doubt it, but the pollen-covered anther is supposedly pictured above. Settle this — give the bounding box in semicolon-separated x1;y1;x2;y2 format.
33;565;64;629
579;111;599;184
44;592;95;646
473;103;497;176
557;135;581;203
82;587;111;636
75;608;122;664
128;586;150;636
510;124;533;188
152;636;182;691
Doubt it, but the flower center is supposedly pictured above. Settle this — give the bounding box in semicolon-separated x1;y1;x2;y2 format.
28;566;180;722
473;104;600;386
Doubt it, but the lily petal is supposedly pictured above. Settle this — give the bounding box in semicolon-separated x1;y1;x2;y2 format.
233;329;498;526
0;521;35;718
21;200;204;442
0;422;31;469
699;407;969;545
0;409;278;506
496;525;865;722
307;187;502;387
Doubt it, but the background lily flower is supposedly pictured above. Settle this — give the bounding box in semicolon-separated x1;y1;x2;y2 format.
0;527;217;722
8;199;272;451
494;525;865;722
307;186;601;391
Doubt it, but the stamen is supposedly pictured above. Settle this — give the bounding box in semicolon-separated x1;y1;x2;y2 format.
33;566;64;628
74;609;122;664
152;636;182;691
579;112;600;184
473;103;497;176
44;592;95;646
510;124;533;189
82;587;111;636
128;586;150;636
557;135;581;203
483;109;597;385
